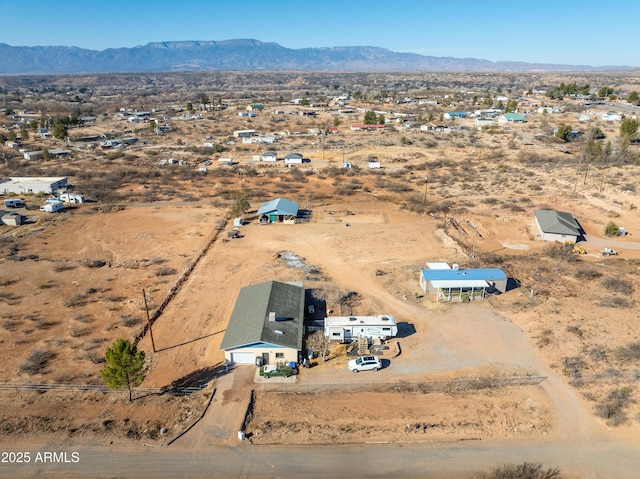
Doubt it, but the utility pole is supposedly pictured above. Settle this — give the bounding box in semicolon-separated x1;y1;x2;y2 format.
142;289;156;353
470;225;477;258
424;176;429;204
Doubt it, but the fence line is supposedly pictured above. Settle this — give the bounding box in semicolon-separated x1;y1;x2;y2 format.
0;382;204;395
569;369;640;386
256;375;547;394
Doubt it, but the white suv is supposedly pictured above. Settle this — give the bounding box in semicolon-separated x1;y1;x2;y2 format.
348;355;382;373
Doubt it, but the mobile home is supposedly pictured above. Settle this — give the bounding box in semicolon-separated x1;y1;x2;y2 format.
324;315;398;343
4;198;25;208
59;193;85;204
40;200;64;213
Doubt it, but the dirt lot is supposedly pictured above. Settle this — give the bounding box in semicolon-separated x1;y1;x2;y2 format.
247;386;552;445
1;73;640;455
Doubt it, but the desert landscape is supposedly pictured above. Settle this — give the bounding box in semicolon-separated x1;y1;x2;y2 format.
1;70;639;477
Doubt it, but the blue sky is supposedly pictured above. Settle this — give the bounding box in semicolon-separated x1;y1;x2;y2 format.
2;0;638;67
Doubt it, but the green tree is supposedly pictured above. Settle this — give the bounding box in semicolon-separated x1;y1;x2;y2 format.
42;148;50;161
186;102;193;112
555;124;573;142
53;121;67;139
149;120;157;132
376;114;385;125
505;99;518;113
230;190;250;218
628;91;640;106
29;120;38;130
277;95;284;104
20;126;28;140
598;86;614;98
363;110;377;124
100;339;146;401
589;127;606;139
199;94;210;109
619;118;638;141
333;117;341;128
300;98;309;106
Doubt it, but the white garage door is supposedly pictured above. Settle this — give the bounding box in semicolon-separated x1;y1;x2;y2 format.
229;352;255;364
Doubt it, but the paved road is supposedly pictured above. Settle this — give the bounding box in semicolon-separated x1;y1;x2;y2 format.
3;438;640;478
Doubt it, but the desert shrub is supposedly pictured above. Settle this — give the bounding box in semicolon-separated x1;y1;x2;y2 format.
601;277;634;295
386;182;413;193
596;387;633;426
473;462;562;479
566;325;583;338
573;268;602;280
19;350;55;375
2;318;20;331
588;346;607;362
562;356;586;378
85;259;107;268
121;315;141;327
34;319;57;330
64;293;85;307
73;314;94;323
604;221;620;236
615;341;640;363
598;296;630;308
542;242;577;263
70;327;91;338
53;263;77;272
402;194;428;214
155;266;177;277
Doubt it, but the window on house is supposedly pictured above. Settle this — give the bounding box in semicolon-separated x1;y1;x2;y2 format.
275;352;284;359
332;332;341;337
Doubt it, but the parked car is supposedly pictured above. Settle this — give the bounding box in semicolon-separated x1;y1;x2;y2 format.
259;364;293;378
348;355;382;373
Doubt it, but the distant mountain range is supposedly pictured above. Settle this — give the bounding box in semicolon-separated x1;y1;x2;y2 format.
0;39;634;75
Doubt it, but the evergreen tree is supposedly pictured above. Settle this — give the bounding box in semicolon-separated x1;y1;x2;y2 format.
100;339;146;401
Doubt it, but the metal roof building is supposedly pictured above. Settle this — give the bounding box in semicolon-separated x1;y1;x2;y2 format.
220;281;305;365
534;209;581;243
257;198;299;223
0;177;67;195
419;266;507;302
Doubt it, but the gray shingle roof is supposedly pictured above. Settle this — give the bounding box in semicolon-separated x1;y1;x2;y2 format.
220;281;304;351
535;209;580;235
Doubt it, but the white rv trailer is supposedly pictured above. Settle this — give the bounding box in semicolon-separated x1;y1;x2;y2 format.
324;315;397;343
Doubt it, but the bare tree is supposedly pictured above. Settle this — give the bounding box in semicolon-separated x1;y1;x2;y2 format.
306;331;331;363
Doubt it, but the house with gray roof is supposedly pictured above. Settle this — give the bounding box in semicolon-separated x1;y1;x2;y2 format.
220;281;305;365
534;209;582;243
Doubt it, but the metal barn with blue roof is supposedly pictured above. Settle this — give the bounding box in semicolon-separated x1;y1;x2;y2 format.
257;197;299;224
419;263;507;302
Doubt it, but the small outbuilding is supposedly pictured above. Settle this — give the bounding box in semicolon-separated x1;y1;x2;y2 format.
1;211;26;226
261;151;277;162
220;280;304;365
534;209;581;243
284;153;303;164
257;197;299;224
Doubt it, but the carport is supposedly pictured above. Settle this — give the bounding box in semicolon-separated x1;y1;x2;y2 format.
430;279;490;302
